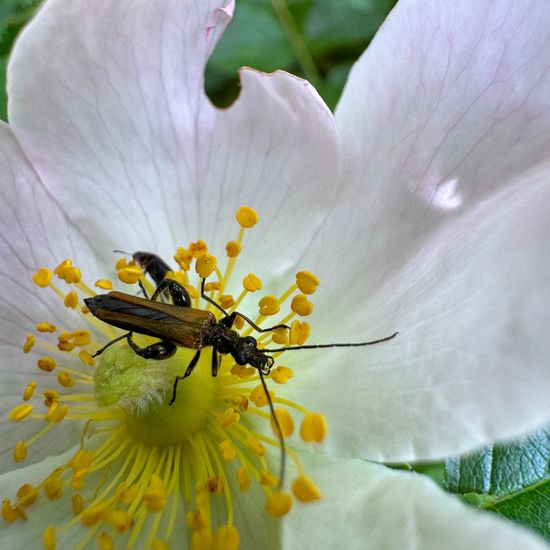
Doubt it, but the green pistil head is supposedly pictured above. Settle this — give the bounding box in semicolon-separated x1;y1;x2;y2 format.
94;343;217;445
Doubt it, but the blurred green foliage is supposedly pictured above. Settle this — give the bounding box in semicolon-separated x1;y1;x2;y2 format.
0;0;396;121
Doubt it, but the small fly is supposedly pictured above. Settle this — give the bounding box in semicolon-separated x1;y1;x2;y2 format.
85;251;398;487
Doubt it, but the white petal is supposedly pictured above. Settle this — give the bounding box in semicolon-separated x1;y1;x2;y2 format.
332;0;550;295
283;454;548;550
8;0;341;285
286;167;550;461
0;123;98;471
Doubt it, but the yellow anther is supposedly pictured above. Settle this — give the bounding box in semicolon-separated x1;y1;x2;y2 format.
115;257;127;270
2;499;18;523
203;281;221;292
164;271;186;287
258;295;280;316
144;474;167;511
72;494;84;516
36;322;56;333
218;408;240;428
174;246;192;270
300;412;328;442
54;259;71;274
79;349;96;366
271;408;294;438
271;327;288;345
57;371;75;388
118;265;142;284
219;295;235;308
270;366;294;384
32;267;53;287
289;320;310;345
259;470;279;488
44;476;63;500
115;482;138;505
152;541;171;550
43;526;56;550
13;441;27;463
230;364;256;378
234;315;245;330
187;509;207;531
296;271;320;294
57;338;75;352
81;503;108;526
225;240;241;258
291;294;313;316
191;529;213;550
206;474;224;495
292;475;322;502
242;273;262;292
72;329;91;346
23;381;38;401
44;401;59;422
54;260;82;284
110;509;133;533
214;525;240;550
236;206;259;228
218;440;236;461
246;434;265;456
95;279;113;290
81;305;90;315
97;531;115;550
71;450;94;472
195;253;217;279
23;334;35;353
64;290;79;309
266;492;292;517
249;384;275;408
17;484;38;507
190;240;208;258
9;403;33;422
231;394;249;411
43;390;59;407
237;467;251;492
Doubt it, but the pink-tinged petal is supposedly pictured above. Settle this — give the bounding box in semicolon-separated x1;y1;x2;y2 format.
8;0;341;280
288;167;550;461
333;0;550;295
283;454;548;549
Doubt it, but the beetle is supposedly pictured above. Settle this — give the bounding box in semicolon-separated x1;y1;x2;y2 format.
84;251;398;486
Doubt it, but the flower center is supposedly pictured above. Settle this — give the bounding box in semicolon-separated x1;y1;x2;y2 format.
4;207;326;550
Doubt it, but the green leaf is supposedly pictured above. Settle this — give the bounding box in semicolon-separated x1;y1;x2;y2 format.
445;428;550;540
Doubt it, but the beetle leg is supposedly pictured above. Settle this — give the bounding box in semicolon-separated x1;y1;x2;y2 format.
151;278;191;307
169;350;201;405
138;279;150;299
211;349;219;377
126;333;177;360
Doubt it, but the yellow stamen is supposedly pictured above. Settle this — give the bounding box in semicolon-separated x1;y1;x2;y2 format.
23;334;35;353
36;322;57;333
2;499;18;523
57;372;76;388
266;492;292;517
235;206;259;228
258;296;279;316
292;475;321;502
97;531;115;550
290;294;313;316
95;279;113;290
72;494;84;516
43;526;56;550
249;384;275;408
118;265;143;284
214;525;240;550
195;254;217;279
64;290;79;309
23;381;38;401
270;366;293;384
44;476;63;500
270;408;294;438
236;467;251;493
300;412;328;442
295;271;320;295
242;273;262;292
9;403;33;422
33;267;53;287
225;241;241;258
79;350;96;366
13;441;27;463
289;320;310;345
16;483;38;507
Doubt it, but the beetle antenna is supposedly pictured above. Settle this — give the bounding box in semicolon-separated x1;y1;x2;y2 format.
258;367;286;489
113;249;133;257
264;331;399;353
